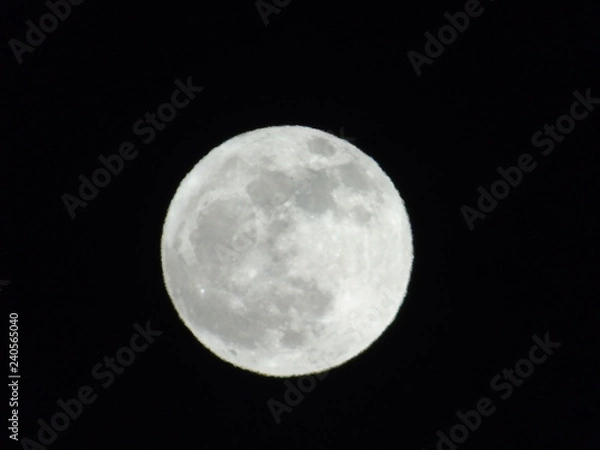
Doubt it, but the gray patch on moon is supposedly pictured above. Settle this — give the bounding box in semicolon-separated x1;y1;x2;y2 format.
336;162;371;192
246;170;295;209
294;169;340;215
220;155;251;177
308;137;336;157
351;205;373;224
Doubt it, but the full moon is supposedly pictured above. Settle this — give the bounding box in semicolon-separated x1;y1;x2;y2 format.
161;125;413;377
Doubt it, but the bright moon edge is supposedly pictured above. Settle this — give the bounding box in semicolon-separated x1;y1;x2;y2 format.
160;125;414;377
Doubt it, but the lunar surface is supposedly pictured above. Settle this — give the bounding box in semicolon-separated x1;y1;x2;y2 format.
161;125;413;377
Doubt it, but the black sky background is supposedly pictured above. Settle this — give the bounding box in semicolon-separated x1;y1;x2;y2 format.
1;0;599;449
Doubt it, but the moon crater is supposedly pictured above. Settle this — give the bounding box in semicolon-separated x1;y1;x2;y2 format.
161;125;413;376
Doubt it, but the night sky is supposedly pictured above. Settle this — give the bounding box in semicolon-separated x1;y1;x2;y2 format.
1;0;599;449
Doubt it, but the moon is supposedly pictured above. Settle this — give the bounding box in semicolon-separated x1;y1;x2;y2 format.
161;125;413;377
